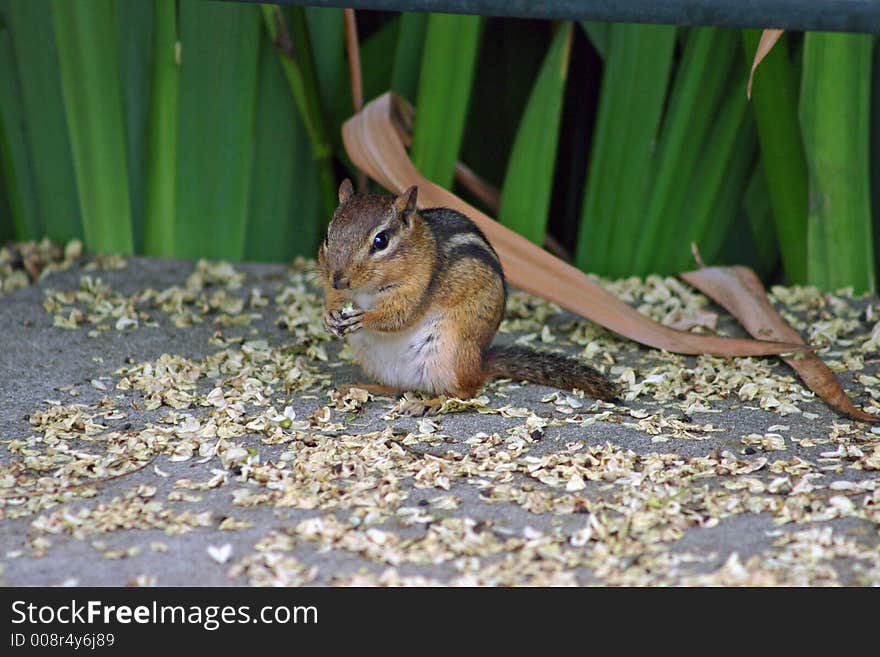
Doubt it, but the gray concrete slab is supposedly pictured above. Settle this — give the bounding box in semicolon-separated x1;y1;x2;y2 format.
1;254;878;586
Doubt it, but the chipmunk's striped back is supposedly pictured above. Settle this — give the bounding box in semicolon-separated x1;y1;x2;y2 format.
411;208;506;314
422;208;504;281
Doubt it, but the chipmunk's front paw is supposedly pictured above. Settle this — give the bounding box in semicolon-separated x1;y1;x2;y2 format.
323;306;364;337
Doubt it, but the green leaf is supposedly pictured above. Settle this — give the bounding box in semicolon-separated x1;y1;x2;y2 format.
261;4;336;219
6;0;82;243
499;22;572;245
176;0;260;260
741;161;781;278
690;110;757;267
246;27;319;262
800;32;875;293
631;27;738;276
579;21;608;60
51;0;133;253
0;166;11;241
411;13;482;189
660;53;754;271
362;16;399;105
391;12;427;101
873;39;880;288
459;19;547;188
143;0;178;256
116;1;153;253
575;23;676;275
286;5;331;160
304;6;345;140
742;29;808;284
0;9;40;239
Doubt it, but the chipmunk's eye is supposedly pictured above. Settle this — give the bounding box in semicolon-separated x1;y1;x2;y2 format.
371;231;389;252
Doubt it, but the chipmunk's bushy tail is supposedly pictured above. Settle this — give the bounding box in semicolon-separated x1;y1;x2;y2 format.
482;345;620;402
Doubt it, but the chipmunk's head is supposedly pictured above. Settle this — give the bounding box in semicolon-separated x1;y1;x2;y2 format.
318;179;421;294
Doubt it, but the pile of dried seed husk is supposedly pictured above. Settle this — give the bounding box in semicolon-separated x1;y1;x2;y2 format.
1;244;878;586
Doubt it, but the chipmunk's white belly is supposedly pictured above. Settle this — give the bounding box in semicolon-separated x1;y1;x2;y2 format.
347;313;453;394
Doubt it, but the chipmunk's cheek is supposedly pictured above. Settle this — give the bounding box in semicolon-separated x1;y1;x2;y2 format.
349;264;378;290
353;291;376;312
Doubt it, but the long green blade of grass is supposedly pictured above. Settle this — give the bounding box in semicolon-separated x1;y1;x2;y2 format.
741;161;781;278
246;25;319;262
143;0;178;256
575;23;676;275
459;19;548;188
498;21;572;245
742;30;808;284
391;12;427;102
631;27;737;276
714;185;773;277
261;4;336;219
7;0;81;243
176;0;259;260
870;37;880;290
411;13;482;189
51;0;133;254
0;8;40;239
116;1;152;254
659;53;753;271
689;112;757;266
800;32;875;294
304;7;344;142
0;165;11;242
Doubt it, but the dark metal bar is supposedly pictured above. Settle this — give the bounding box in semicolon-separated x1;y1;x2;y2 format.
247;0;880;34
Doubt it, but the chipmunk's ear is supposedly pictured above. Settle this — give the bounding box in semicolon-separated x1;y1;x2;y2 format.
393;185;418;223
338;179;354;204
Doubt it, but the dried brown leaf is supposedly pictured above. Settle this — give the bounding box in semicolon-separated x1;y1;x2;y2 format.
342;93;803;357
680;265;876;423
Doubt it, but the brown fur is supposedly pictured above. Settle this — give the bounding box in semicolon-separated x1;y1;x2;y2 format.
318;193;437;332
483;346;620;401
319;180;618;401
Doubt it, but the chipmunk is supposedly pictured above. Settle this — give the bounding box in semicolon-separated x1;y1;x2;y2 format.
317;179;619;408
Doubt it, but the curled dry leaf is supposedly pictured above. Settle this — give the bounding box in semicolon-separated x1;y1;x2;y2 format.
680;265;876;423
342;92;803;358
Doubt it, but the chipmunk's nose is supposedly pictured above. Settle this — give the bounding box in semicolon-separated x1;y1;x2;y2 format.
332;271;350;290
